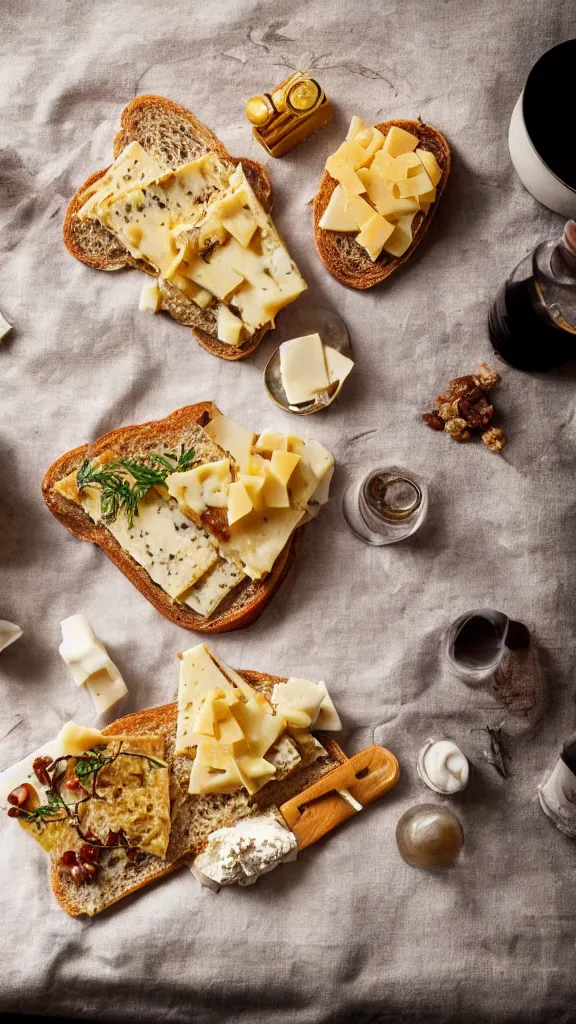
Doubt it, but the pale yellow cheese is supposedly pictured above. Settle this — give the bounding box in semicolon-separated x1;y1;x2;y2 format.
279;333;330;405
318;185;375;232
325;155;366;197
181;558;245;618
228;481;253;525
166;459;231;518
379;152;422;182
210;190;258;248
326;139;369;172
383;213;416;257
204;415;255;473
262;463;290;508
176;644;237;755
415;148;442;187
207;650;258;702
169;272;214;308
217;304;245;346
184;249;244;301
270;450;301;486
219;506;305;580
58;722;106;756
356;212;395;261
77;142;165;220
383;125;419;157
324;346;354;388
253;429;289;453
231;695;286;758
271;679;325;729
139;281;160;312
359;171;420;219
188;740;244;795
396;169;433;197
101;185;179;275
238;472;265;509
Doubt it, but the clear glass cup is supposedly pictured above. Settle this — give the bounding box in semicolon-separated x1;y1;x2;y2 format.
444;609;510;684
342;466;428;546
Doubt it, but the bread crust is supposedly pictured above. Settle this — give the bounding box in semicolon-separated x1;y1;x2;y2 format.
42;403;298;633
63;94;276;361
51;680;347;915
313;119;451;289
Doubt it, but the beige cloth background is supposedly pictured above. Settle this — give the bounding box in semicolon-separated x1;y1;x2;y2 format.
1;1;576;1021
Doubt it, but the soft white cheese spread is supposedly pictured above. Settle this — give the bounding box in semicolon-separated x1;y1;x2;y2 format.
191;814;298;889
417;738;469;795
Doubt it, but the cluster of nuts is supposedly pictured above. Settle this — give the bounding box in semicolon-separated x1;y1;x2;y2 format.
60;829;145;885
423;362;507;452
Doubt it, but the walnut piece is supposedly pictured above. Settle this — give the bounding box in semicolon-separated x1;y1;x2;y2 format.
423;411;445;431
458;389;494;429
481;426;507;452
473;362;501;390
441;375;477;400
437;400;460;421
444;417;470;440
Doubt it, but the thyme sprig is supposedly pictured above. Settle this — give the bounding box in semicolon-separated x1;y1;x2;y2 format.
76;446;197;526
9;745;166;853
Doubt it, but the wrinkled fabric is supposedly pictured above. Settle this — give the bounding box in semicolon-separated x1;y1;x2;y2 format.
1;1;576;1022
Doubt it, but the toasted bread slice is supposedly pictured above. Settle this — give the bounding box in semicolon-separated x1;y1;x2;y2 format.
50;671;347;916
63;95;278;361
42;403;298;633
313;119;451;289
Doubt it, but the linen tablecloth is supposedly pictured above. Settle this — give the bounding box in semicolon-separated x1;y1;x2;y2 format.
1;1;576;1021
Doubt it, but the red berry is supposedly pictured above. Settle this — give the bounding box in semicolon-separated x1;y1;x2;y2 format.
61;850;79;868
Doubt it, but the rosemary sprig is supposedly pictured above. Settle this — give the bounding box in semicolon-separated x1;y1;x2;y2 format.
76;446;197;526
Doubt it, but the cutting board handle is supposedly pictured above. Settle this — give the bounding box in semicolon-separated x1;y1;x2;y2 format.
279;744;400;850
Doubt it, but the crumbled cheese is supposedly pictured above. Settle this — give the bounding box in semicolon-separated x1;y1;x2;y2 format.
191;814;298;888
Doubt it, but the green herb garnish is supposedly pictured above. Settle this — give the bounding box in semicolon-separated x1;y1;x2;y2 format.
76;447;197;526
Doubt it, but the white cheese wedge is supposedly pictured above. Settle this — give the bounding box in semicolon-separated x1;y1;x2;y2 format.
0;620;22;653
279;333;330;405
206;650;258;702
383;125;419;157
210;189;258;248
203;415;255;473
324;346;354;388
0;311;13;343
217;304;245;346
166;459;231;517
59;614;128;715
57;722;106;756
315;681;342;731
139;281;160;312
188;740;244;795
181;559;245;618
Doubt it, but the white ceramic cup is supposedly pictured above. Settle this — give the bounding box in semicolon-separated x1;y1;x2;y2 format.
508;40;576;217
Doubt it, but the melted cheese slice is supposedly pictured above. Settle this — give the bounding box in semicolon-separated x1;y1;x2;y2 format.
204;415;255;473
166;459;231;517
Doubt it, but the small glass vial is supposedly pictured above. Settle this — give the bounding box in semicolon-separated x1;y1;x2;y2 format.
444;609;510;684
342;467;428;546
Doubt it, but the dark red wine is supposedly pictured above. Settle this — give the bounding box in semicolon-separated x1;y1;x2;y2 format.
489;275;575;371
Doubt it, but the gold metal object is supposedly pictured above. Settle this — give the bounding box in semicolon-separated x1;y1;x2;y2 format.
263;308;351;416
245;71;333;158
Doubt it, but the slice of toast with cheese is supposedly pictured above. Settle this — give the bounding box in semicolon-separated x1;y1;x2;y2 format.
42;403;334;632
314;117;451;289
64;95;307;360
3;651;346;916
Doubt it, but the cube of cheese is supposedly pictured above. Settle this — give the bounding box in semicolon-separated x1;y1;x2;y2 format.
270;450;301;486
356;213;395;262
238;472;265;510
383;213;416;258
138;281;160;313
253;429;287;454
213;191;257;248
383;125;420;157
416;148;442;187
396;169;433;198
325;155;366;197
262;463;290;508
217;304;245;346
279;333;329;405
227;481;254;525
